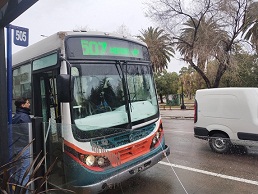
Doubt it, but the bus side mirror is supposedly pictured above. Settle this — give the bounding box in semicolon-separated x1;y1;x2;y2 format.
57;74;74;102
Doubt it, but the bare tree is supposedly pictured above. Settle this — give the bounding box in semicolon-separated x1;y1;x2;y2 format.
146;0;255;88
115;24;132;37
73;25;94;32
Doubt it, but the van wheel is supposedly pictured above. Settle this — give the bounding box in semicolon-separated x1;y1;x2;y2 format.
209;133;231;154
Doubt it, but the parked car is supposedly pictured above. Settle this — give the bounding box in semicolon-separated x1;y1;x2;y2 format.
194;87;258;153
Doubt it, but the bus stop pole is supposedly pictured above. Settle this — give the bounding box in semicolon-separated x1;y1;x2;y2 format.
6;25;13;160
6;25;13;124
0;27;9;166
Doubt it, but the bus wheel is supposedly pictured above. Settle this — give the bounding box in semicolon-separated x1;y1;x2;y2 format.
209;133;231;154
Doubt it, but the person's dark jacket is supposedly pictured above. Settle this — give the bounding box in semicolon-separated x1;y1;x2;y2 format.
11;107;31;186
12;107;31;124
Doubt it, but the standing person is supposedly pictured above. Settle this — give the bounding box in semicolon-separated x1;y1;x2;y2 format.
12;97;31;124
12;97;32;189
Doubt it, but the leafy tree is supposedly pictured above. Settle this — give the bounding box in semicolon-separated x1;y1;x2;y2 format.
154;72;167;103
154;70;179;103
138;27;175;73
220;52;258;87
203;45;258;87
237;54;258;87
179;66;201;99
146;0;256;88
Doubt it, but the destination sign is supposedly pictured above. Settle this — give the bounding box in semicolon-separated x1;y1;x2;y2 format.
66;36;149;60
81;40;140;57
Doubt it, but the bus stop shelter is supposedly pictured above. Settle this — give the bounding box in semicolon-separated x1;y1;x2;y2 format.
0;0;38;166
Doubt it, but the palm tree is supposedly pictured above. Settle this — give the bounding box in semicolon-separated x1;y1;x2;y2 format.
176;16;229;88
242;2;258;54
138;27;174;73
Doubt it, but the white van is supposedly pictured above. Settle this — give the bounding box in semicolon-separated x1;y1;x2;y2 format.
194;87;258;153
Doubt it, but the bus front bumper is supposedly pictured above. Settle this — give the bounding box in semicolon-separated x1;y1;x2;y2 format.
73;145;170;194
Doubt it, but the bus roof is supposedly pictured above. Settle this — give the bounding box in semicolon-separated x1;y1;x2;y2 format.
12;31;147;66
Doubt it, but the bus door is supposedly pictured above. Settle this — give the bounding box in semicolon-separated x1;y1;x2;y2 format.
32;70;66;188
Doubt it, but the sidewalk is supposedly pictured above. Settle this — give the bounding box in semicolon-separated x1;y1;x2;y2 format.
160;108;194;119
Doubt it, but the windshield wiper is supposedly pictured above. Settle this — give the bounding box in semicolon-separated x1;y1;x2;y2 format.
116;61;132;130
124;61;132;111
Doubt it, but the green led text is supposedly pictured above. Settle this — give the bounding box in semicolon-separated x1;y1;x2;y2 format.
81;40;107;55
81;40;140;57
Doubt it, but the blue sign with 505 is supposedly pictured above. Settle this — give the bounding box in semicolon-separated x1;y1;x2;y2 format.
13;26;29;47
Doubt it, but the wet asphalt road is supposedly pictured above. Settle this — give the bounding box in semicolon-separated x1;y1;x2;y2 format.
103;119;258;194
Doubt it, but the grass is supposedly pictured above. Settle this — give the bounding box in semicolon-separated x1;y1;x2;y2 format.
159;97;195;110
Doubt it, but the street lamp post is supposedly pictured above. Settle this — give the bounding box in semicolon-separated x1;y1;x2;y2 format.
181;81;186;110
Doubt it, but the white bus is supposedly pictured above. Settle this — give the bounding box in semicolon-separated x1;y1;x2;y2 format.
12;31;170;193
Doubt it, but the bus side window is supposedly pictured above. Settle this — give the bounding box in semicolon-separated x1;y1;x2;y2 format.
13;63;32;113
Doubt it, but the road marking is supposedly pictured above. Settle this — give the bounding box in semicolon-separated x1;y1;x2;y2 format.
165;131;193;134
159;161;258;186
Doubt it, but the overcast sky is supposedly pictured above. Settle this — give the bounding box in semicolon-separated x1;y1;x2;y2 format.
10;0;187;73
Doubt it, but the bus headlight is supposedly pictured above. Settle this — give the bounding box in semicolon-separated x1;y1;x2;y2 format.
79;154;111;168
97;157;105;166
152;137;157;145
150;131;162;149
85;155;96;166
155;131;160;139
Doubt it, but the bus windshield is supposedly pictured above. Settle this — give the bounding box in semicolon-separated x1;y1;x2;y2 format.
71;62;158;139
